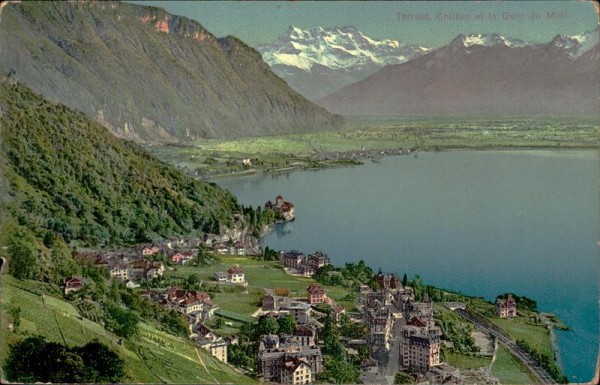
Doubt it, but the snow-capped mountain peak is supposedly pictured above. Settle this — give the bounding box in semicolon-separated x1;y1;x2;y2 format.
448;30;599;57
256;25;430;72
450;33;528;49
549;27;599;57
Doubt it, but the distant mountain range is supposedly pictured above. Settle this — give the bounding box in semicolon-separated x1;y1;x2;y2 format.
256;26;430;100
0;1;341;143
318;28;599;117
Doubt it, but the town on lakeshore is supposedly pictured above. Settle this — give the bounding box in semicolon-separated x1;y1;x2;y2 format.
42;195;568;385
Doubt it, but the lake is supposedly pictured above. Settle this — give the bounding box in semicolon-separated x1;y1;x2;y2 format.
216;150;599;382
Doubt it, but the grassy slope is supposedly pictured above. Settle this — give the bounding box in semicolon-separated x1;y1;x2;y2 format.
444;350;490;369
467;297;554;357
0;275;254;384
167;255;354;324
492;345;536;384
489;317;552;356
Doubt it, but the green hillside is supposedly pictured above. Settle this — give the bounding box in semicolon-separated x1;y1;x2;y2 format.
0;81;256;382
0;275;255;384
0;1;342;143
0;81;241;249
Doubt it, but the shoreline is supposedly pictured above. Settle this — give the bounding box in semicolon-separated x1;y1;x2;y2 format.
205;145;598;181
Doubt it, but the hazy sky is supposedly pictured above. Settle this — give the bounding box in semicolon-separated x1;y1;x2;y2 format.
129;1;598;48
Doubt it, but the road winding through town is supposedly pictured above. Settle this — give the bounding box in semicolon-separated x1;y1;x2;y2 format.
455;309;557;384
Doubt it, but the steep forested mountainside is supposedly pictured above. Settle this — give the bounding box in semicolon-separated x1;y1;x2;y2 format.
0;81;242;248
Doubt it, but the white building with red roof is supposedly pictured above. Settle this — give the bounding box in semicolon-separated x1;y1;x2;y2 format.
227;265;245;283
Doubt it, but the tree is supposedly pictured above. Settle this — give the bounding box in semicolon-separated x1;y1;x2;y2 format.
75;341;126;383
158;309;189;337
184;273;199;289
105;303;139;338
3;336;125;383
256;316;279;336
340;317;367;339
395;371;415;384
319;357;359;384
53;350;87;383
402;273;408;287
411;275;423;301
7;228;39;280
49;241;81;285
214;317;224;329
3;335;48;382
321;313;344;360
277;314;296;335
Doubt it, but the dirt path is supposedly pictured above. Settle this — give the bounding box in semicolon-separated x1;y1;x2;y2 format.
194;347;220;384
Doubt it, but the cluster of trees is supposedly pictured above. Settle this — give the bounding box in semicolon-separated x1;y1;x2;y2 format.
259;246;279;261
313;260;374;288
318;313;360;384
435;315;480;355
395;371;416;384
516;339;568;383
3;336;125;383
339;314;368;340
4;225;39;280
242;205;277;237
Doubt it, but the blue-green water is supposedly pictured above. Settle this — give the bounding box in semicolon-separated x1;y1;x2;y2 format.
216;150;599;382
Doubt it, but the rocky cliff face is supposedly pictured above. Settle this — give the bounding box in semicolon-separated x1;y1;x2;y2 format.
0;1;342;143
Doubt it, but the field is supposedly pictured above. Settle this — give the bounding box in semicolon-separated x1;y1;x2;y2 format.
166;255;355;325
147;117;599;178
489;317;553;356
0;275;255;384
492;345;537;384
444;350;491;369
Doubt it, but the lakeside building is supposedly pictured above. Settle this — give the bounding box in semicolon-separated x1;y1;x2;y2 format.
265;195;295;221
281;250;330;277
373;269;400;291
495;294;517;318
282;250;306;269
400;317;441;373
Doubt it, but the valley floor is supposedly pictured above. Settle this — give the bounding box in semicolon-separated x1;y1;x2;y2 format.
147;117;598;179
